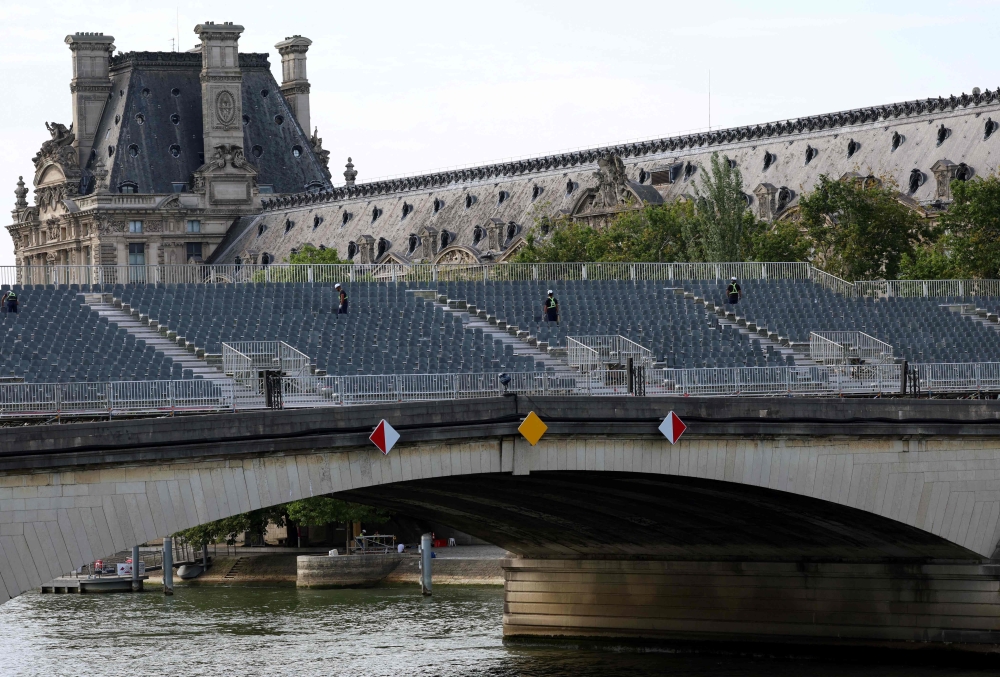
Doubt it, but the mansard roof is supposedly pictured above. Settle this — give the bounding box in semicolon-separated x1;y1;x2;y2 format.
83;51;329;196
261;87;1000;211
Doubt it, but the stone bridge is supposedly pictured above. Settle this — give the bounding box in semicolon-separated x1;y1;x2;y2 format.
3;396;1000;652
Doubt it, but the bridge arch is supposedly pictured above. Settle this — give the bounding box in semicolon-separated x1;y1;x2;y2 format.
0;397;999;605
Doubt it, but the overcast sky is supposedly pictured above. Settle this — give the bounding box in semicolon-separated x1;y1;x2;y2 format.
1;0;997;265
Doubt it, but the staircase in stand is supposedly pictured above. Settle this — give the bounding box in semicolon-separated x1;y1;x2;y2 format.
82;294;228;381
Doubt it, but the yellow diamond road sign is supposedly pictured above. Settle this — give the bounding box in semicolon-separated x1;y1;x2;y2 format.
518;411;548;446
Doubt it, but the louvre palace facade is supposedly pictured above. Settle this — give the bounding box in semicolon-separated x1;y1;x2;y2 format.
10;21;1000;272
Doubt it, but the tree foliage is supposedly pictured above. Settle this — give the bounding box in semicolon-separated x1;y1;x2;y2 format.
173;506;287;549
287;244;344;265
748;220;813;263
285;497;389;527
939;174;1000;278
798;175;924;280
693;153;755;261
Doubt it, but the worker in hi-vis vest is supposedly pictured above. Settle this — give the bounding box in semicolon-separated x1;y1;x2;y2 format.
544;290;559;322
727;277;742;305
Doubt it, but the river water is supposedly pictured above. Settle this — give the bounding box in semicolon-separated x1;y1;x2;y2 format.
1;585;998;677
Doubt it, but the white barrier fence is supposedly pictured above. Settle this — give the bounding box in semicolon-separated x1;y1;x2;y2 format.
12;262;1000;301
0;379;233;418
566;335;655;372
6;262;813;288
5;362;1000;419
809;331;896;366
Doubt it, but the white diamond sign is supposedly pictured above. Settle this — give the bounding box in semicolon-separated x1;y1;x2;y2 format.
369;419;400;455
659;411;687;444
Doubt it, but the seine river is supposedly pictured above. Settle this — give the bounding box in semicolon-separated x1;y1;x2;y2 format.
1;586;997;676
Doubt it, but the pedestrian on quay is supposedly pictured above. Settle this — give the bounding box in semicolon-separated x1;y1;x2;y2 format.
335;283;349;315
0;290;8;315
6;290;19;314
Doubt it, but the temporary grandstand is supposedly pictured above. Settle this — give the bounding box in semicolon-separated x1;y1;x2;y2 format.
3;261;1000;417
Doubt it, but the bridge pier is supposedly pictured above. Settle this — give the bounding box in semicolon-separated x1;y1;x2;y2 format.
502;559;1000;652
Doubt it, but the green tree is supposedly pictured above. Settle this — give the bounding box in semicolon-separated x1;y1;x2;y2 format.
597;202;698;262
798;175;924;280
693;152;755;261
173;506;287;550
939;174;1000;278
513;216;605;263
286;497;390;553
287;244;343;264
748;221;812;263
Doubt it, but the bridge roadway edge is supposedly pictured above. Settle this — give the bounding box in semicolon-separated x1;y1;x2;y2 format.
3;397;1000;651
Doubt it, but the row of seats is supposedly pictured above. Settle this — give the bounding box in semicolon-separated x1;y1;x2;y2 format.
6;278;1000;384
435;280;793;369
119;283;545;377
0;290;186;383
687;279;1000;363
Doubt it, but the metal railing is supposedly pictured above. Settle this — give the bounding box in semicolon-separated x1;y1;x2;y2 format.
8;362;1000;420
222;341;311;378
12;262;1000;301
809;331;896;365
351;534;397;555
566;335;654;372
0;379;233;418
657;364;905;397
854;279;1000;299
910;362;1000;394
278;371;578;407
6;262;813;287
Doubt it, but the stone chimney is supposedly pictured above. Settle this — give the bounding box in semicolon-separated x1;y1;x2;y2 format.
275;35;312;132
194;22;245;159
64;33;115;167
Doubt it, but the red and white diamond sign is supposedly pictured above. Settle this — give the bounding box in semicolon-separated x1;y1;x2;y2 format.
369;419;400;455
659;411;687;444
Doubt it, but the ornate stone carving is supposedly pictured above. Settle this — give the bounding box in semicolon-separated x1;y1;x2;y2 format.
32;122;77;171
418;226;438;260
753;183;778;220
311;127;331;179
207;144;250;170
357;234;376;264
14;177;27;209
589;153;631;212
92;156;110;193
96;215;127;234
215;89;238;128
434;246;479;264
344;157;357;186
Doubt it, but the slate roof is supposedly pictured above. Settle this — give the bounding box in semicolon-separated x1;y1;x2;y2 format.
82;51;329;195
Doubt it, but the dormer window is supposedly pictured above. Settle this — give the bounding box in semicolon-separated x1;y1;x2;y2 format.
433;198;443;213
347;241;358;260
465;194;476;209
408;234;420;255
440;231;451;249
497;190;509;205
473;226;485;245
118;181;138;194
371;206;383;222
402;203;413;219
